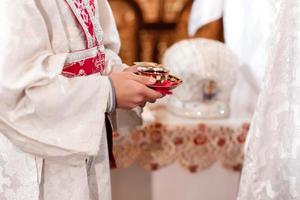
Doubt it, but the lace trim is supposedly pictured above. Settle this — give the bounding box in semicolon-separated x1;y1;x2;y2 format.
62;0;106;77
83;0;104;49
65;0;95;48
65;46;98;65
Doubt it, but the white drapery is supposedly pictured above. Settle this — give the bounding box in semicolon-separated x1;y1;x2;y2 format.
238;0;300;199
0;0;122;199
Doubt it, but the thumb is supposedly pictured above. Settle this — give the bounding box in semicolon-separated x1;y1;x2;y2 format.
131;73;156;85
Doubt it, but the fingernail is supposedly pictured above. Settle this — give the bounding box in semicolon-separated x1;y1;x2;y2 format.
149;77;156;84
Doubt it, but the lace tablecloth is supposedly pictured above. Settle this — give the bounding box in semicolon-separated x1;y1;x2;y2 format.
113;104;250;173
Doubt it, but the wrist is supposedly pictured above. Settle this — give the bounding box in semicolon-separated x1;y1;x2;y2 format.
106;76;117;113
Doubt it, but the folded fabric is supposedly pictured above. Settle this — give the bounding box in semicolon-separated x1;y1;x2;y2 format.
188;0;224;36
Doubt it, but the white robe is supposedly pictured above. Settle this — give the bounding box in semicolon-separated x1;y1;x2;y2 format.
0;0;122;199
190;1;300;199
189;0;280;116
238;0;300;199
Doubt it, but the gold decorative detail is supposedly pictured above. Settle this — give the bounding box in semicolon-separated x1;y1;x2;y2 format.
109;0;139;64
163;0;190;22
139;30;155;62
109;0;223;65
135;0;161;22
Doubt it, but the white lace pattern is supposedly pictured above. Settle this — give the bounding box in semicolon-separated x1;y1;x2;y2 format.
238;0;300;199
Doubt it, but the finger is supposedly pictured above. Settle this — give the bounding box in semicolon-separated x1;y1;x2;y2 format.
127;103;138;110
130;73;156;85
123;66;139;73
142;87;163;101
146;98;157;104
138;101;147;107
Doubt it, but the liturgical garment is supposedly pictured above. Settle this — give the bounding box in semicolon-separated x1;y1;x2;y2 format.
0;0;122;199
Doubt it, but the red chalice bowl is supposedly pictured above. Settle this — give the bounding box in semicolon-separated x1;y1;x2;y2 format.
148;74;183;95
134;63;183;95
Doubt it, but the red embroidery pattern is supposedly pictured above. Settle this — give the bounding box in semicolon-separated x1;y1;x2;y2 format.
72;0;97;46
63;0;105;78
62;52;105;78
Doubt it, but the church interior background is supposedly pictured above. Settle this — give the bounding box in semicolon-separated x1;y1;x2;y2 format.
109;0;223;65
108;1;243;200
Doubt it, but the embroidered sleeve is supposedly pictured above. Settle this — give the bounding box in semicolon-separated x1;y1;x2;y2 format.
0;0;110;158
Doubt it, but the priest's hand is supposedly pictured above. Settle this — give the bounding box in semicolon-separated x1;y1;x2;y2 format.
109;72;163;109
122;65;138;73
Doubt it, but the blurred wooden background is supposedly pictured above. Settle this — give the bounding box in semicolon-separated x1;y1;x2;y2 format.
109;0;223;65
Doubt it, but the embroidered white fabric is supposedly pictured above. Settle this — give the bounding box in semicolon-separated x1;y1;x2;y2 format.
65;0;95;48
238;0;300;199
0;0;123;199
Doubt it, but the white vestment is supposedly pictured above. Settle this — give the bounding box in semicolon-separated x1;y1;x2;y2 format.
191;0;300;199
0;0;122;199
189;0;280;116
238;0;300;199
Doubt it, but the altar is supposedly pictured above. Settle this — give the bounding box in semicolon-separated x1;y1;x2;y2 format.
111;98;250;200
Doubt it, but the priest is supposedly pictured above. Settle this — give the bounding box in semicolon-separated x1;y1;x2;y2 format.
0;0;162;199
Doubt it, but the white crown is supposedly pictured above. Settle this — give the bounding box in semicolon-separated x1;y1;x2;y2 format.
163;39;239;119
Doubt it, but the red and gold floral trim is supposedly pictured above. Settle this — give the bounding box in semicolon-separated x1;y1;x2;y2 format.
113;122;250;173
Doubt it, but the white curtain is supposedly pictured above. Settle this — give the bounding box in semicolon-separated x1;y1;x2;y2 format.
238;0;300;199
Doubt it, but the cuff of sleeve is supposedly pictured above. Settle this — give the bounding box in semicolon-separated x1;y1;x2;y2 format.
106;76;117;113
